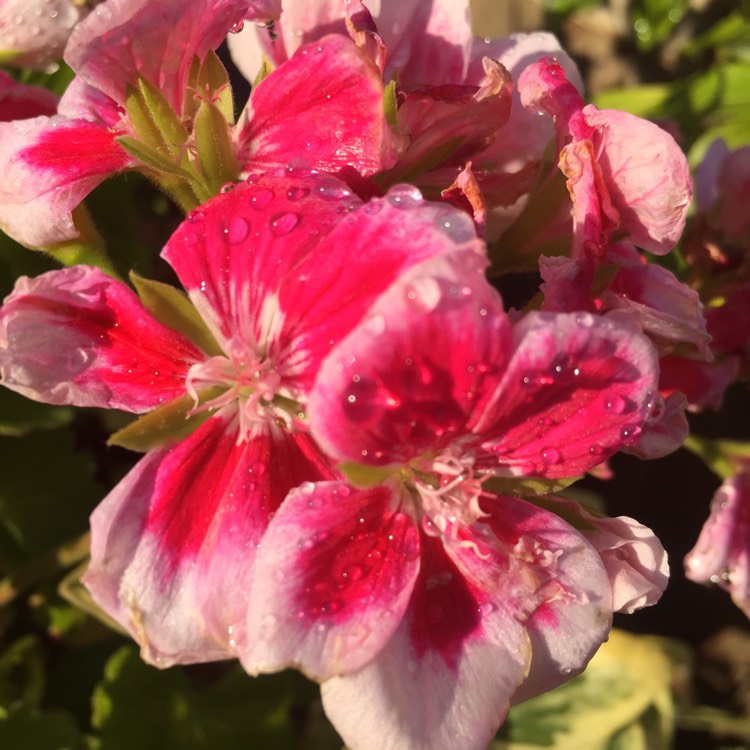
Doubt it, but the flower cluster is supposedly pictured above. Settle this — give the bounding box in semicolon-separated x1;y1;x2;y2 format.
3;0;743;748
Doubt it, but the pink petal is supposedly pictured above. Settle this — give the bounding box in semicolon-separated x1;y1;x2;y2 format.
308;246;511;466
624;390;688;459
0;116;134;247
237;34;396;178
228;0;473;85
0;71;58;121
0;266;202;411
539;496;668;614
583;106;692;255
161;172;363;354
322;535;531;750
476;311;659;478
685;472;750;618
0;0;87;70
465;494;612;703
660;354;739;412
242;480;420;679
84;412;334;665
164;177;486;396
66;0;279;112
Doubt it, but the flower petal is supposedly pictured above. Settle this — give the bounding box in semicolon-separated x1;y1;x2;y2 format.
66;0;278;111
0;116;133;247
237;34;396;178
0;71;58;121
685;472;750;618
84;412;334;665
0;266;202;411
309;246;511;466
321;534;531;750
476;311;659;478
242;480;420;679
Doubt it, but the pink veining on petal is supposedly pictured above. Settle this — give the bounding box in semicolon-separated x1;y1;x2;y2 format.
0;266;202;412
243;480;420;678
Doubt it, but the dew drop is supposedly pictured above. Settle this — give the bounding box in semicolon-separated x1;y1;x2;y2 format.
620;424;641;444
404;276;441;313
298;481;316;495
219;182;236;193
541;447;562;464
575;312;595;328
364;314;386;336
560;666;572;675
229;20;245;33
478;601;495;616
286;186;310;201
187;209;205;224
604;394;626;414
270;212;300;236
386;184;422;208
248;187;274;209
223;216;249;244
315;177;352;200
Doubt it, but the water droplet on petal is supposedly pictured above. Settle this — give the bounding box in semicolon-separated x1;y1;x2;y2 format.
404;276;441;313
229;20;245;33
478;601;495;616
187;209;205;224
541;447;562;464
575;312;596;328
620;424;642;444
270;212;300;236
223;216;249;244
314;176;352;200
604;394;626;414
249;187;274;208
364;314;386;336
387;184;423;208
220;182;236;193
286;186;309;201
298;481;316;495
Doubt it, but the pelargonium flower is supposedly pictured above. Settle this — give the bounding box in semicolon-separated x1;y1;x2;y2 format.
0;0;395;248
685;471;750;619
235;214;663;749
229;0;584;230
0;0;92;71
0;70;58;121
0;171;478;663
509;56;692;263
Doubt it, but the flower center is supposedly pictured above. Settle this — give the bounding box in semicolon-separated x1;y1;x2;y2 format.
408;448;491;550
185;341;295;442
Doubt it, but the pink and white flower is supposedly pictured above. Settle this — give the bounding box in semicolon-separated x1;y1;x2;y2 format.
0;0;395;248
0;0;91;71
515;56;692;260
0;172;478;664
237;226;662;748
685;471;750;619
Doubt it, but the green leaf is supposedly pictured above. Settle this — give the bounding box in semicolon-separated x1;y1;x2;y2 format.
493;630;675;750
0;429;99;569
0;636;45;709
107;389;223;452
91;647;297;750
0;705;87;750
129;273;222;356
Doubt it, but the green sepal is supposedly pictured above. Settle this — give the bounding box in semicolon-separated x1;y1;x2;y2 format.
182;54;203;123
483;474;582;498
518;493;598;532
130;272;223;356
116;136;195;181
193;99;239;194
196;49;235;124
107;387;224;452
58;559;130;637
136;76;189;153
252;56;275;91
124;82;165;149
383;79;398;129
339;461;397;489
